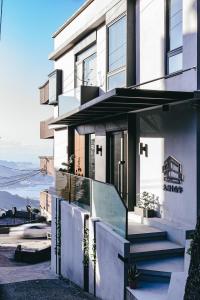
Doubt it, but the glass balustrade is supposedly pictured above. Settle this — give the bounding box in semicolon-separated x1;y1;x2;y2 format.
54;171;127;238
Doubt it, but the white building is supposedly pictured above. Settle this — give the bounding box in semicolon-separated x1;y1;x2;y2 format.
39;0;200;299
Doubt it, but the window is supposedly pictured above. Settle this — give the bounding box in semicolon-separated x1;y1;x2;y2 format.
167;0;183;74
107;16;126;90
75;45;97;88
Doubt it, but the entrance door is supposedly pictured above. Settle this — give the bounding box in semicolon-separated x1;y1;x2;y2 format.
108;131;127;203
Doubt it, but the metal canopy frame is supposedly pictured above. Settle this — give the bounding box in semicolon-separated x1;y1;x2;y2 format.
50;88;195;127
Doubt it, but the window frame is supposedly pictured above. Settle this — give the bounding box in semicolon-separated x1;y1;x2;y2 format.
107;14;127;91
166;0;183;75
75;44;97;88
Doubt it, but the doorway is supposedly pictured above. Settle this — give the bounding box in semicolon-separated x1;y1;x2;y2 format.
108;131;128;203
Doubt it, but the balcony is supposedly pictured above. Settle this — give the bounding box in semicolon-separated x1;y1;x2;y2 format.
58;85;99;116
40;190;52;217
39;80;49;105
40;117;54;139
48;69;62;105
40;156;54;176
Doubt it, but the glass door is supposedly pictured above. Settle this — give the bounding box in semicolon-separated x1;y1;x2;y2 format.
108;131;127;203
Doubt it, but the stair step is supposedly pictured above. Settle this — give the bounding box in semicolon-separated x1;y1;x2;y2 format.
135;255;184;283
128;231;167;243
127;281;169;300
130;240;184;262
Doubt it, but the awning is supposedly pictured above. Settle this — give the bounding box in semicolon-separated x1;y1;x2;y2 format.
50;88;195;127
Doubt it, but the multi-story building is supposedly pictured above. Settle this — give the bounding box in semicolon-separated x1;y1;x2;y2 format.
39;0;200;299
39;81;55;221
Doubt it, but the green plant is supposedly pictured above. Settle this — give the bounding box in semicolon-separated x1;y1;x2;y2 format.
59;155;75;174
128;264;140;282
83;226;89;267
184;218;200;299
136;191;159;211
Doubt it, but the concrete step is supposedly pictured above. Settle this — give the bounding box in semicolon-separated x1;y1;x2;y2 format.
130;240;184;262
126;281;169;300
128;221;167;243
128;231;167;243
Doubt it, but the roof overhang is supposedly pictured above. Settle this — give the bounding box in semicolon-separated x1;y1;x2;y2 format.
50;88;196;127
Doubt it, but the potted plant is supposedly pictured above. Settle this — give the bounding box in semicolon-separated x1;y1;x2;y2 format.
134;191;159;218
128;264;140;289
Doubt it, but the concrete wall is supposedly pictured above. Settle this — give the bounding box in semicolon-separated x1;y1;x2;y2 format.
54;128;68;171
60;202;88;288
89;219;130;300
94;135;106;182
138;104;197;227
136;0;197;91
53;0;126;49
51;197;57;274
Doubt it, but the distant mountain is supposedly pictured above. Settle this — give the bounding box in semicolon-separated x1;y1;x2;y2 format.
0;160;53;189
0;160;54;203
0;190;39;210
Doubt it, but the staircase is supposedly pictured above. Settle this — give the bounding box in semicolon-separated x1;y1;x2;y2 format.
127;222;185;300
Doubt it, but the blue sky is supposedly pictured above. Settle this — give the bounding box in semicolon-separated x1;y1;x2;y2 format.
0;0;84;163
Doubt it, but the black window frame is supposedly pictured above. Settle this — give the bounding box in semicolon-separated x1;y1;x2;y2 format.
107;14;127;91
166;0;183;75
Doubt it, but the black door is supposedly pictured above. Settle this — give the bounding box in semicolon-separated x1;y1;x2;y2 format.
108;131;127;203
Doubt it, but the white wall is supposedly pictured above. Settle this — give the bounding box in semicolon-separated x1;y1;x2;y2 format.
139;105;197;227
94;135;106;182
54;128;68;170
89;220;130;300
54;48;75;94
137;0;197;91
53;0;126;49
51;197;57;274
60;202;88;288
96;25;107;94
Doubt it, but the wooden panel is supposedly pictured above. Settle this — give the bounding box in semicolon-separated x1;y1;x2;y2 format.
40;191;52;214
74;130;85;176
39;81;49;105
40;156;54;176
40;117;54;139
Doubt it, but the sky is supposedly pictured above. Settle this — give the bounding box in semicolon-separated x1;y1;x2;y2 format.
0;0;85;164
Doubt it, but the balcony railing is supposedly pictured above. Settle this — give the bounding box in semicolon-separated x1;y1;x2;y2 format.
39;80;49;105
40;190;52;214
55;171;128;238
40;156;54;176
40;117;54;139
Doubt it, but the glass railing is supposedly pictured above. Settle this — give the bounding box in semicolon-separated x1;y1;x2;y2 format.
91;180;127;238
55;171;128;238
55;171;91;211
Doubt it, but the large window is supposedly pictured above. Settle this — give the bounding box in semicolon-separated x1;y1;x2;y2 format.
167;0;183;74
75;45;97;88
107;16;126;90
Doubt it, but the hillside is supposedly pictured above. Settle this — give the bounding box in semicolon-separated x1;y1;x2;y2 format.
0;190;39;210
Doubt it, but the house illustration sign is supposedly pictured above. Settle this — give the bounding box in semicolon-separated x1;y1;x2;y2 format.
162;156;184;193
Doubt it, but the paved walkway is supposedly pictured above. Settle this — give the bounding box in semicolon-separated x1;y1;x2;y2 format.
0;279;96;300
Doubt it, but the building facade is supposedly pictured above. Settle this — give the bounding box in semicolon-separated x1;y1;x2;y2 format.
39;0;200;299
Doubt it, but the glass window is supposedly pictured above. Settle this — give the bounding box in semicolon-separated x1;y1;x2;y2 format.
83;53;97;86
75;45;97;87
107;16;126;90
167;0;183;74
170;0;183;50
108;16;126;72
168;52;182;74
108;70;126;90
